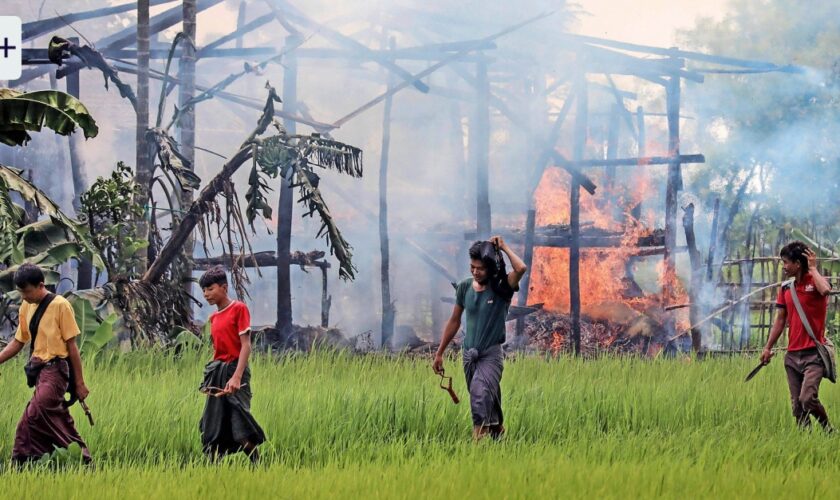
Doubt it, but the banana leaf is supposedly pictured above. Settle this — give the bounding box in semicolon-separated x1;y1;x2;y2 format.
79;312;118;358
0;88;98;146
48;36;138;112
16;218;75;255
0;165;105;270
0;265;60;291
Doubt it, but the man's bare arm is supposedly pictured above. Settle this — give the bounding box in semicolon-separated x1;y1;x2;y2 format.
226;332;252;393
0;339;25;365
761;307;787;364
66;339;89;400
806;248;832;295
433;305;463;374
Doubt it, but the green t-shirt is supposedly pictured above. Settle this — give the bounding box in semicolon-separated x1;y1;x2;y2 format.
455;277;516;352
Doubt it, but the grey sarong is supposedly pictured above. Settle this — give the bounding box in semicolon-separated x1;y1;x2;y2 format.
463;344;504;427
199;360;265;456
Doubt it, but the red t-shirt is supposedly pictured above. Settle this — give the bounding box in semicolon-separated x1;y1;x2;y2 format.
776;274;828;351
208;301;251;362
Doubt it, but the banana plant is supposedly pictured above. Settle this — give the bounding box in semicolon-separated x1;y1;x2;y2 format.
0;88;98;147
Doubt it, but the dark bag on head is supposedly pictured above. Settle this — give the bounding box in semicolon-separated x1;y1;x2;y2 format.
786;279;836;383
478;240;514;301
478;241;503;277
22;292;57;387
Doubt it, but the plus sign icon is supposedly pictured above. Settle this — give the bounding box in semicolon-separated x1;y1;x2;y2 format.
0;17;21;80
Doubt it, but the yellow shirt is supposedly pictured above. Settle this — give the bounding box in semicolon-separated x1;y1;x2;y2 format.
14;295;80;362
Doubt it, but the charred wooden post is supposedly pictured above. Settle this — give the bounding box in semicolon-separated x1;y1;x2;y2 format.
276;34;300;335
570;74;588;356
706;197;721;282
179;0;197;305
739;213;759;348
321;266;330;328
605;103;620;192
379;37;397;349
135;0;152;273
473;58;491;239
48;70;70;207
682;203;703;354
636;106;646;157
235;2;246;49
630;105;645;234
63;38;93;290
663;66;682;308
516;208;536;337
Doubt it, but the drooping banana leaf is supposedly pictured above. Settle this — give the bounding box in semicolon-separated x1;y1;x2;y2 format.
17;218;75;255
298;134;363;178
155;32;189;129
0;265;60;291
0;165;105;270
146;127;201;190
17;241;84;268
48;36;138;112
0;88;98;146
0;178;25;262
0;230;79;292
245;158;273;230
66;286;129;354
292;166;356;280
791;228;840;258
79;312;119;358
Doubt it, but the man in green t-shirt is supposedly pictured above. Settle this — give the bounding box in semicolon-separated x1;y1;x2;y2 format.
433;236;527;440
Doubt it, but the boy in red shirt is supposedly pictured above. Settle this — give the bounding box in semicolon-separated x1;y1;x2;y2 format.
761;241;833;430
198;266;265;462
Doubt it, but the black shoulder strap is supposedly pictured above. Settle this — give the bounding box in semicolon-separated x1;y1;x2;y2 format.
27;292;57;358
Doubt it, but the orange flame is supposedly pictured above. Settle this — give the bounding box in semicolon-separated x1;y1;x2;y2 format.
528;168;658;313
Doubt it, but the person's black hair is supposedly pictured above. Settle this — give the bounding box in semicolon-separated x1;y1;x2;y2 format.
13;263;45;289
199;266;228;289
468;240;512;299
779;240;809;274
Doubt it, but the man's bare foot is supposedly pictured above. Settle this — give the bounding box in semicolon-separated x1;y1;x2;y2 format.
472;425;490;442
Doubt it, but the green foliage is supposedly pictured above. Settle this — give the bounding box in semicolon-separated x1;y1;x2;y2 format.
679;0;840;228
80;162;148;278
69;287;120;358
251;132;363;280
0;88;98;146
79;312;119;358
33;442;86;468
0;165;104;269
0;166;105;294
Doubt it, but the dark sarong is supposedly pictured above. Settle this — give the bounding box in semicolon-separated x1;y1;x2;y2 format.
199;360;265;456
12;358;90;463
463;344;504;427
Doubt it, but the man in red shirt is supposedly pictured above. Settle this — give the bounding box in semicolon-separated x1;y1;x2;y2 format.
198;266;265;462
761;241;833;430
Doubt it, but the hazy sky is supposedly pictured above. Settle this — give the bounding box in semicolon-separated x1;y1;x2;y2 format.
157;0;735;49
575;0;729;46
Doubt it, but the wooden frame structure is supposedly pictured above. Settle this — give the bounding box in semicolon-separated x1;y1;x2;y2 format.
10;0;803;352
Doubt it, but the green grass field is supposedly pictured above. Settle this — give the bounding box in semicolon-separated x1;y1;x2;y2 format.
1;349;839;499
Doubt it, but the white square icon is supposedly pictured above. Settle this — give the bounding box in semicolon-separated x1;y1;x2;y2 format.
0;17;22;80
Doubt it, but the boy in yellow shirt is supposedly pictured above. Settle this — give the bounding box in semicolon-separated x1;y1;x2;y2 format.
0;264;91;464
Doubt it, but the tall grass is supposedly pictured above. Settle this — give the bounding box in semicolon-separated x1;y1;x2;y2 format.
2;349;839;498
